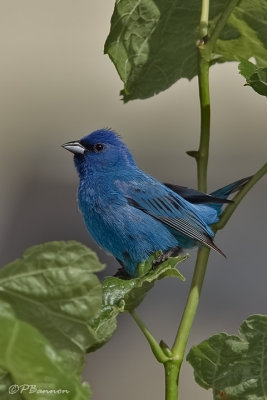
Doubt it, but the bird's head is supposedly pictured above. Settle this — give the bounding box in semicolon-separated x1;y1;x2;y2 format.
62;129;136;177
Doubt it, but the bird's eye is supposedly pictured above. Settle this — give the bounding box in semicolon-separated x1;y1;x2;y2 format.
94;143;105;152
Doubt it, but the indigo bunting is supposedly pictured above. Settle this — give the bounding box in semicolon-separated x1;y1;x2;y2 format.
62;129;249;277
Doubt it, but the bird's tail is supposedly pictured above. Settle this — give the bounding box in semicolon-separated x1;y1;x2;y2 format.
208;176;251;215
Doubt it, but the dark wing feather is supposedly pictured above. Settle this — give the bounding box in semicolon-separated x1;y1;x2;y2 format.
164;183;232;204
126;184;225;257
152;215;225;256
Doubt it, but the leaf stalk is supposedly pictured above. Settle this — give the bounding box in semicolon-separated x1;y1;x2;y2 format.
206;0;240;53
172;247;210;360
199;0;210;38
214;162;267;231
130;310;169;363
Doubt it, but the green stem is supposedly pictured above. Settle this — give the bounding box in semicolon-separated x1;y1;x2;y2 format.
214;162;267;231
130;310;169;363
169;164;267;397
199;0;210;38
206;0;240;53
130;2;252;400
164;361;180;400
165;1;212;398
196;0;240;193
172;247;210;360
197;55;210;192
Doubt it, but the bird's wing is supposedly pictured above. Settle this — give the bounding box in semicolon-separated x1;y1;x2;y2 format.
117;177;225;256
163;183;232;204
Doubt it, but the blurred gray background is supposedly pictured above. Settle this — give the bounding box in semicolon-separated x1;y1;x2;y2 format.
1;1;267;399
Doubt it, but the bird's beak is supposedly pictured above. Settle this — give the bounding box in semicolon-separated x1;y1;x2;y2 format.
61;141;86;155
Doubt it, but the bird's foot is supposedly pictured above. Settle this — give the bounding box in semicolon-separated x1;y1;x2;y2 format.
152;247;181;268
114;267;132;280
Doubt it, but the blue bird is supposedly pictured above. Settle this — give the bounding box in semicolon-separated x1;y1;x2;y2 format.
62;129;249;277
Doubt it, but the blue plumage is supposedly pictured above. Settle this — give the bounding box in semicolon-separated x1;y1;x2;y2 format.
62;129;249;276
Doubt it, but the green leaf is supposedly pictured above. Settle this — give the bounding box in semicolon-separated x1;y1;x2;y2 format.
239;60;267;97
0;301;90;400
187;314;267;400
89;253;187;351
104;0;203;101
0;369;23;400
106;253;186;311
238;59;257;80
0;241;105;372
215;1;267;67
105;0;267;101
248;69;267;96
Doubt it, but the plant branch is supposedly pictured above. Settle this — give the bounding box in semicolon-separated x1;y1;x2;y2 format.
130;310;169;363
213;162;267;231
172;247;210;361
170;165;267;397
196;55;210;192
199;0;210;38
166;1;212;397
207;0;240;52
170;0;243;390
130;1;249;399
164;361;180;400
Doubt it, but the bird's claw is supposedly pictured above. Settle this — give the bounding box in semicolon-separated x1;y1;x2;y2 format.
152;247;181;269
114;267;132;280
